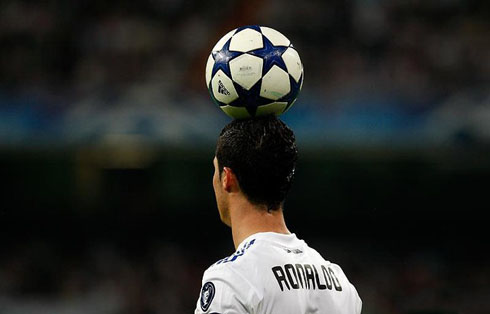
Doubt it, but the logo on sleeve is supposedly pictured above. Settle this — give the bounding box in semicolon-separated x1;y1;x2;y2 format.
200;282;216;312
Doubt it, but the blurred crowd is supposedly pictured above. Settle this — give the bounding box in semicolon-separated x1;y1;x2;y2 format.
1;238;488;314
0;240;202;314
0;0;488;146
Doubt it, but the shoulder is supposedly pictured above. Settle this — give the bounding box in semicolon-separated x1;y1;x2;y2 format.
204;238;258;276
196;265;255;314
202;238;259;288
324;261;363;314
302;244;362;313
195;239;262;314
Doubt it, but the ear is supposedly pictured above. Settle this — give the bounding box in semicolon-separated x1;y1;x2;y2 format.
222;167;239;193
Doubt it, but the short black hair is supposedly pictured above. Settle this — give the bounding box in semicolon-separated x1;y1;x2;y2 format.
216;115;298;211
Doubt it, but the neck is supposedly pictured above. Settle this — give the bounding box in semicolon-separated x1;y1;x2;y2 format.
229;198;290;249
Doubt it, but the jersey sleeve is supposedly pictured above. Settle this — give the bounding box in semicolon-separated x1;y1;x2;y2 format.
331;263;363;314
194;265;256;314
350;282;362;314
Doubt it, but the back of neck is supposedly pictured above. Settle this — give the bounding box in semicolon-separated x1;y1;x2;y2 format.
230;202;290;249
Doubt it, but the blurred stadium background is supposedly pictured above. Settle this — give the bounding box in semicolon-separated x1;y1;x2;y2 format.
0;0;489;313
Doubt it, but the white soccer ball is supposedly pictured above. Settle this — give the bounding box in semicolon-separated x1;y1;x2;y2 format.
205;25;304;119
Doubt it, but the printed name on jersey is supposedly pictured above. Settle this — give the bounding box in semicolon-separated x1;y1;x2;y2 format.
200;282;216;312
272;263;343;292
215;239;256;265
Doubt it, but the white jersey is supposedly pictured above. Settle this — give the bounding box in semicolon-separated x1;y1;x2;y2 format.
195;232;362;314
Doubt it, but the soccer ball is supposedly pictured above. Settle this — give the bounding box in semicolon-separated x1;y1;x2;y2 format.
205;25;304;119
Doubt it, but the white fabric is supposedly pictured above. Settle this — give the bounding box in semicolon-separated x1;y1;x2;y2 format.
195;232;362;314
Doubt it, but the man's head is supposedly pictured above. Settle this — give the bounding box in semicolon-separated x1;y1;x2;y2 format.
213;115;298;225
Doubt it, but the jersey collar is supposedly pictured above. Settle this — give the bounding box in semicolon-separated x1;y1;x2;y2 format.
237;232;299;250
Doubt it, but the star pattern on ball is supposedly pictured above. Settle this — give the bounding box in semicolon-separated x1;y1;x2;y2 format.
249;36;289;76
232;81;271;114
235;25;261;33
281;74;303;111
206;25;303;118
211;40;241;78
